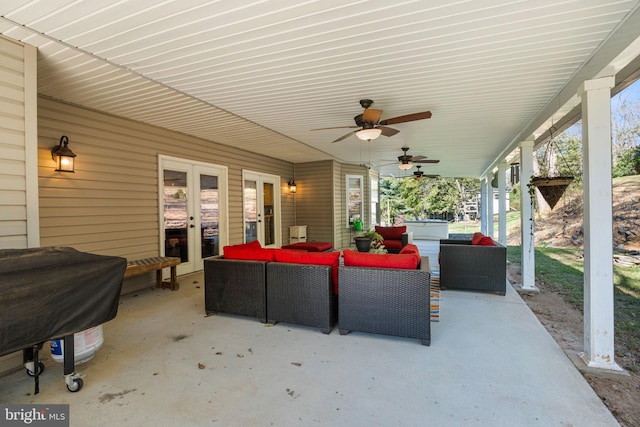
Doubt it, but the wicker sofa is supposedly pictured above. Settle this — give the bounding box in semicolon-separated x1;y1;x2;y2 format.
204;256;268;323
266;262;337;334
439;236;507;295
338;255;431;346
204;246;339;333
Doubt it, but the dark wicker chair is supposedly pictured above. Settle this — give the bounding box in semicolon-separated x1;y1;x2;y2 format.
338;257;431;345
204;256;267;323
439;239;507;295
266;262;337;334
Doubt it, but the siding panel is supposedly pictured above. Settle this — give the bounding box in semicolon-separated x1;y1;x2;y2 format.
37;97;295;259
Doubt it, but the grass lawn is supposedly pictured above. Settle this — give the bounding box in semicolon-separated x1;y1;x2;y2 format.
507;245;640;371
448;211;520;235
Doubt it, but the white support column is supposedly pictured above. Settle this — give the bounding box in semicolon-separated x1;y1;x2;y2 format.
519;140;537;291
497;162;507;245
486;173;494;238
579;76;622;371
480;178;489;235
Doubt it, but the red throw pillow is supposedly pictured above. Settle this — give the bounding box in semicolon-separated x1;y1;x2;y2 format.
343;250;419;270
399;243;421;266
471;232;485;245
375;226;406;240
273;250;340;294
476;236;495;246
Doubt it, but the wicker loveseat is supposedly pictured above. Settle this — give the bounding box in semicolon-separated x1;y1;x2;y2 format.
204;242;339;333
204;256;268;323
266;262;337;334
338;250;431;346
439;233;507;295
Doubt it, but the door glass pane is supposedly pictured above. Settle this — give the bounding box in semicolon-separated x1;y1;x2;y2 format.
244;179;258;242
200;174;219;258
263;182;274;246
164;170;189;262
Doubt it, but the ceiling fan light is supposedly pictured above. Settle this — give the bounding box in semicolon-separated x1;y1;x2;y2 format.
356;128;382;141
398;162;412;171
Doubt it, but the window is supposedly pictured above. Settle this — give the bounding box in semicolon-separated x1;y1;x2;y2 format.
346;175;363;227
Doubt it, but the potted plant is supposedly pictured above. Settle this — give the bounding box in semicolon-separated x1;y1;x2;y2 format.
354;228;384;253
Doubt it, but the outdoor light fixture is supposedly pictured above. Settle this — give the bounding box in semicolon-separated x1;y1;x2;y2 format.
398;161;412;171
288;178;297;193
51;135;76;172
355;127;382;141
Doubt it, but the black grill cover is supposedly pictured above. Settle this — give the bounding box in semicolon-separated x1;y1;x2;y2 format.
0;247;127;356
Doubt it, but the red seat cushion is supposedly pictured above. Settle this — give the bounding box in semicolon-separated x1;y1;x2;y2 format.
375;226;406;240
273;250;340;294
383;240;403;250
223;241;275;261
343;250;419;270
281;242;333;252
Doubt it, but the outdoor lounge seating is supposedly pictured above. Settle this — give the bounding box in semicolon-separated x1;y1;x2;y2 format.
338;250;431;346
204;256;268;323
266;262;337;334
439;233;507;295
374;226;413;253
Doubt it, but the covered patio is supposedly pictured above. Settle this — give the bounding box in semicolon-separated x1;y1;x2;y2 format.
1;2;639;424
0;241;619;426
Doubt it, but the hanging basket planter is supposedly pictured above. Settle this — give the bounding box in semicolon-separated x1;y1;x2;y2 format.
530;176;574;209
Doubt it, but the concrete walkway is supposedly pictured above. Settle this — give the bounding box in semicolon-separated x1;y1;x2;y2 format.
0;242;619;426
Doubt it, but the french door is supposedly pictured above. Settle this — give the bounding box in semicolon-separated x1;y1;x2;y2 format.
243;171;281;247
160;156;228;274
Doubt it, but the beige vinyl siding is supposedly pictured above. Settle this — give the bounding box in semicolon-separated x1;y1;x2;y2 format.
0;36;38;375
37;97;294;259
0;36;27;249
294;160;334;244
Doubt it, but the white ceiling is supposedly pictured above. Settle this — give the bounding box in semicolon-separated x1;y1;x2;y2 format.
2;0;640;178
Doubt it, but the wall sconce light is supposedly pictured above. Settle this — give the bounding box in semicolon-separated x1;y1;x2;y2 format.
51;135;76;173
288;178;297;193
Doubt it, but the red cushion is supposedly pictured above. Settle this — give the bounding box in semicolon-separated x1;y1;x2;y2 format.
475;236;495;246
383;240;403;250
281;242;333;252
343;250;419;270
399;243;421;266
471;232;485;245
375;226;406;240
273;250;340;294
223;241;274;261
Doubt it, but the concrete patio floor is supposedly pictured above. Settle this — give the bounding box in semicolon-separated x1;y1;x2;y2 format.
0;241;619;426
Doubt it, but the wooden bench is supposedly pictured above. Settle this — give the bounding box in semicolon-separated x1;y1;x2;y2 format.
124;257;181;291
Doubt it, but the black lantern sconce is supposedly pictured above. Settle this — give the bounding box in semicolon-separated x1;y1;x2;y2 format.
51;135;76;173
288;178;297;193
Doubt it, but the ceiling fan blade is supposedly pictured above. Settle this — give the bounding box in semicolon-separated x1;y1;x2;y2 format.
332;130;357;143
311;126;359;131
414;159;440;164
380;126;399;137
379;111;432;125
363;108;383;123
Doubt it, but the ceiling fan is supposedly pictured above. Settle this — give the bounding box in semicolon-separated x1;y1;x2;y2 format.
311;99;432;143
389;146;440;170
405;165;440;181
